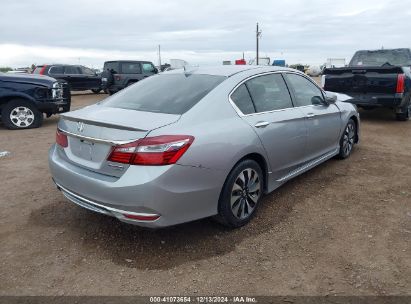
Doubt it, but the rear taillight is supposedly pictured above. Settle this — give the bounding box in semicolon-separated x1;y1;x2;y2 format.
56;129;68;147
115;75;121;81
39;65;47;75
107;135;194;166
396;74;405;93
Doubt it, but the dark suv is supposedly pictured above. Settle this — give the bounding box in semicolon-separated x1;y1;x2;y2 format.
33;64;102;93
0;73;70;129
101;60;158;94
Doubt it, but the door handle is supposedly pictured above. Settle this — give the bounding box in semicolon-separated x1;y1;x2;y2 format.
254;121;270;128
306;113;316;119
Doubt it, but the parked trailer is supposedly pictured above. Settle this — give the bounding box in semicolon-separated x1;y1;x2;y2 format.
272;59;286;67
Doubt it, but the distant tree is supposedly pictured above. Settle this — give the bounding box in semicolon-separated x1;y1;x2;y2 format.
0;67;12;72
31;64;36;71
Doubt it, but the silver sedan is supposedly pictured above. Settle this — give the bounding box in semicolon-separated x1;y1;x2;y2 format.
49;65;360;228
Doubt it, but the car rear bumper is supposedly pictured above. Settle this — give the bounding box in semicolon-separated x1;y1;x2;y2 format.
54;181;162;223
48;144;225;228
346;93;403;108
37;99;71;114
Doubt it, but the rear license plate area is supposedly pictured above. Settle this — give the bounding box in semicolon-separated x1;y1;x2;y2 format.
78;140;94;161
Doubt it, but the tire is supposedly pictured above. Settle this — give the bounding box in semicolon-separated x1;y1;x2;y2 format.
337;119;356;159
395;102;411;121
91;89;101;94
1;99;43;130
215;159;263;228
101;70;114;90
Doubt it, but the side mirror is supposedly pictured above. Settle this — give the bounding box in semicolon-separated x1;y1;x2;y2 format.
324;92;337;104
311;96;325;105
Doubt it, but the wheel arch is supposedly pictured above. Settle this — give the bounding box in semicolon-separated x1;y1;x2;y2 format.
349;115;359;143
0;94;35;113
232;152;269;193
126;79;138;87
215;152;269;227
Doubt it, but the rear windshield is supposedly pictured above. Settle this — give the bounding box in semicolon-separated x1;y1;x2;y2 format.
32;66;44;74
349;49;411;67
102;74;226;114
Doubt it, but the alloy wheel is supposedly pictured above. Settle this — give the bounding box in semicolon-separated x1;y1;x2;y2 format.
230;168;261;219
342;122;355;156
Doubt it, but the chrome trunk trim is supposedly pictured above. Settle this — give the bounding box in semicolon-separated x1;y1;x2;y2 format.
58;128;138;146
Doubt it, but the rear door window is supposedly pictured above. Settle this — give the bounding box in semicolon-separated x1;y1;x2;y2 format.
49;66;64;75
245;73;293;112
121;62;141;74
64;66;80;74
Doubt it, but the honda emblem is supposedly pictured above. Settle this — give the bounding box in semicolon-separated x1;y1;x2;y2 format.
77;122;85;133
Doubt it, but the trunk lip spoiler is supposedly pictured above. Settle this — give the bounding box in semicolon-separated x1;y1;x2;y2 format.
58;128;138;146
60;114;147;132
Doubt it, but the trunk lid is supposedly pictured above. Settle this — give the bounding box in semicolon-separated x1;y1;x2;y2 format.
57;105;180;177
323;66;403;94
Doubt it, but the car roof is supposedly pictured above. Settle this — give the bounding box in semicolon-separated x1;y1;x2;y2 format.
355;48;410;52
163;65;294;77
104;60;152;63
37;64;82;67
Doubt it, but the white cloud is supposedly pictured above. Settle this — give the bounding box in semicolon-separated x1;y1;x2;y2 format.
0;0;409;68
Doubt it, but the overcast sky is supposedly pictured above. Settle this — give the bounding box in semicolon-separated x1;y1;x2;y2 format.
1;0;410;69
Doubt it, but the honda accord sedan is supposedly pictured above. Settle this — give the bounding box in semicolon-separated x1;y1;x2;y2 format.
49;65;360;228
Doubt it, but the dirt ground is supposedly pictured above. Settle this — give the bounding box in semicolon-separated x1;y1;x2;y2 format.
0;85;410;296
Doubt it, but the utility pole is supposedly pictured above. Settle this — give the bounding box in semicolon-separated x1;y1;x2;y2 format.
158;45;162;69
256;23;262;65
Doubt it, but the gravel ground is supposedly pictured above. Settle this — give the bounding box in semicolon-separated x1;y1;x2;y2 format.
0;87;410;296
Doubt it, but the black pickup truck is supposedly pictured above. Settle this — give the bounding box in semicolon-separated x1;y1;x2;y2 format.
0;73;71;129
323;48;411;121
